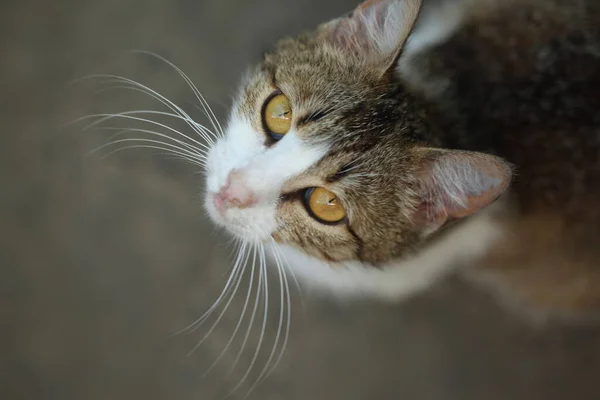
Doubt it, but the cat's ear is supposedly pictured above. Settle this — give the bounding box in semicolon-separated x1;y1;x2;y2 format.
414;149;513;228
318;0;422;70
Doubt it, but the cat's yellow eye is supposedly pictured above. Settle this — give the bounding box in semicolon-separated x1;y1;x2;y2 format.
263;93;292;138
305;187;346;224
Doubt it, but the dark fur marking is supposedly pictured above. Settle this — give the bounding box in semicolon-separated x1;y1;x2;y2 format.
319;249;336;262
346;224;365;262
296;109;331;127
326;162;356;183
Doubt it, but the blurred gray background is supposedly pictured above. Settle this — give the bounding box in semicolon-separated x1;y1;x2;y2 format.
2;0;600;399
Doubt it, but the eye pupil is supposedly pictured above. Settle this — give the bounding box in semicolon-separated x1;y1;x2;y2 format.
263;93;292;138
305;187;346;224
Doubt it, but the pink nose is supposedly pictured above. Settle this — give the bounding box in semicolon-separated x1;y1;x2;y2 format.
215;170;256;211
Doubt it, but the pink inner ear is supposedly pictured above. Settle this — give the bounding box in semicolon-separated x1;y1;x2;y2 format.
445;185;505;219
318;0;422;64
417;150;512;226
358;0;384;10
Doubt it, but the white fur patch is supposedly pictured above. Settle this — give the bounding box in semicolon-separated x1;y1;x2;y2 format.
205;114;328;241
272;205;504;302
235;132;328;201
205;117;263;194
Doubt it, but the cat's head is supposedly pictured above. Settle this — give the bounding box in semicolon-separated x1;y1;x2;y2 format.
205;0;511;266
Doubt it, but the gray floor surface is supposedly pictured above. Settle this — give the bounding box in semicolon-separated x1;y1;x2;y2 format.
2;0;600;399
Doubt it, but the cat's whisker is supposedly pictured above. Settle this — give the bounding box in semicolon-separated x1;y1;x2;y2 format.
271;240;304;310
269;246;292;379
158;154;206;169
93;83;218;147
248;242;286;394
97;144;206;167
162;154;207;169
131;50;226;138
78;113;210;154
186;242;251;357
191;170;208;176
80;74;218;144
202;244;257;377
92;136;206;163
92;126;207;161
252;241;292;388
226;242;262;376
190;102;226;139
172;239;243;337
219;236;247;279
80;111;213;153
225;243;269;398
196;241;251;327
80;76;203;136
78;109;214;149
94;142;204;165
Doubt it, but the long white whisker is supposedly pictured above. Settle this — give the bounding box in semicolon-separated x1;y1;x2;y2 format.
249;244;285;393
262;242;292;381
80;112;213;153
162;154;207;169
93;83;218;146
96;144;206;167
92;126;207;160
78;74;218;144
131;50;225;137
225;243;269;398
186;242;250;357
226;242;261;375
77;109;213;148
190;102;225;139
171;240;243;336
191;240;250;332
157;153;206;168
203;244;257;377
92;137;205;161
272;241;304;310
248;242;286;393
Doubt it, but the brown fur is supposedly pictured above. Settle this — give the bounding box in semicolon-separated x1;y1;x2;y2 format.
415;0;600;313
239;28;434;264
236;0;600;313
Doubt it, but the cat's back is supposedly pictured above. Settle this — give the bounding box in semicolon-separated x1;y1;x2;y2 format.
422;0;600;148
413;0;600;315
445;0;600;206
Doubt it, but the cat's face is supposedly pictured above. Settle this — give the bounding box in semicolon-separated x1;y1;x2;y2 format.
205;0;511;267
206;41;425;264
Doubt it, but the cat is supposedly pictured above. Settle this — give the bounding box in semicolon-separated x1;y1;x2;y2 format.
204;0;600;321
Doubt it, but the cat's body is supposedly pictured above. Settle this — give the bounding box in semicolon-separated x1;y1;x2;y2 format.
414;0;600;314
205;0;600;319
